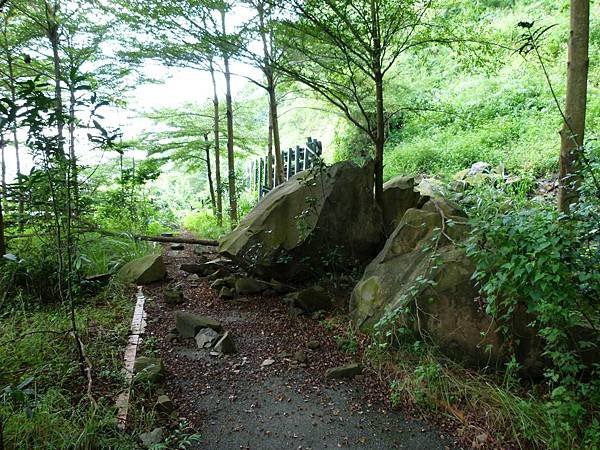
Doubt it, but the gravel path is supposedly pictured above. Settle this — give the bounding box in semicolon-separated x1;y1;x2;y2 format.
143;244;458;450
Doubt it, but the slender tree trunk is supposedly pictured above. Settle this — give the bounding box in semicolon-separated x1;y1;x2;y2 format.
268;82;284;185
209;59;223;227
558;0;589;213
5;49;23;225
267;110;274;188
68;85;79;214
221;9;238;225
47;5;65;155
204;133;217;213
371;1;384;206
0;134;6;203
0;191;4;256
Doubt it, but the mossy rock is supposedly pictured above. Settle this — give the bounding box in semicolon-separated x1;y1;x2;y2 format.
117;254;166;285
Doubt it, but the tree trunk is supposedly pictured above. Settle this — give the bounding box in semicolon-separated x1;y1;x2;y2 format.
209;58;223;227
372;0;385;206
47;4;65;156
558;0;590;213
0;172;6;256
257;2;284;185
0;133;5;204
68;85;79;215
221;9;238;226
267;109;274;188
5;47;23;225
268;82;284;185
204;133;217;213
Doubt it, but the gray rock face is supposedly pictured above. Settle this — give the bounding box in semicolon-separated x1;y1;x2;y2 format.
175;311;222;338
235;277;267;295
195;328;220;349
381;175;423;235
350;197;538;369
219;161;383;279
214;331;237;354
325;363;362;379
133;357;164;383
117;254;166;285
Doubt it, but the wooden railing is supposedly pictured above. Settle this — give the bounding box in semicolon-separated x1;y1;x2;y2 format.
249;137;323;198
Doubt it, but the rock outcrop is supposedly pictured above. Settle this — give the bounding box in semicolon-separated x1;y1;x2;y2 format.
117;254;166;285
350;197;538;369
381;175;424;235
219;161;383;279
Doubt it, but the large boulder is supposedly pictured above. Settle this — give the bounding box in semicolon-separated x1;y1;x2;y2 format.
116;254;166;285
219;161;383;279
381;176;423;235
350;197;538;369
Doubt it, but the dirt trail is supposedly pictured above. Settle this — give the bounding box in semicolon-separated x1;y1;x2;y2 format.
143;243;459;450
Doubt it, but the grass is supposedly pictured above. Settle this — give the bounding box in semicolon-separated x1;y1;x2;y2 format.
0;283;144;449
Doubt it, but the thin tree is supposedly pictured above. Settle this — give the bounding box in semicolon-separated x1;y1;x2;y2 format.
558;0;589;213
220;6;238;225
277;0;436;204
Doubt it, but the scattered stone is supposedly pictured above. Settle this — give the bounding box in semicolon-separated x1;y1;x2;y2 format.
235;277;267;295
294;350;307;363
180;263;205;275
139;428;164;448
116;254;166;285
133;357;164;383
209;351;221;357
261;358;275;367
214;331;237;354
325;363;362;379
175;311;222;338
187;274;200;281
287;286;333;313
211;276;235;290
219;286;235;300
155;395;174;415
164;286;184;305
166;332;178;343
195;328;220;349
307;340;320;350
171;244;185;250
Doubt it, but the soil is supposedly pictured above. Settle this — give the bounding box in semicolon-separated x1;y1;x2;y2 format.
141;243;463;450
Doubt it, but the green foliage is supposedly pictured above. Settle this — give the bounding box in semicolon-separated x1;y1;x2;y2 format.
0;287;139;449
463;151;600;447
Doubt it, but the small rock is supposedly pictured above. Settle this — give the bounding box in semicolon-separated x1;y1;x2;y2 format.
164;287;184;305
188;274;200;281
287;286;333;313
166;332;178;343
235;277;267;295
195;328;220;349
325;363;362;379
219;286;235;300
175;311;222;337
139;427;164;448
133;357;163;383
261;358;275;367
307;340;320;350
180;263;205;274
288;306;304;317
155;395;174;415
209;351;221;357
294;350;307;363
171;244;185;250
214;331;237;354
